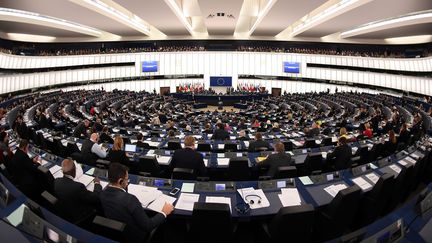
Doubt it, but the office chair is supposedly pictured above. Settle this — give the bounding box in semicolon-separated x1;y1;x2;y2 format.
95;159;111;170
134;156;161;177
283;141;293;151
321;137;333;146
66;142;80;157
92;216;126;242
40;191;59;215
189;202;233;243
304;139;318;148
227;157;251;181
197;143;212;152
354;173;395;229
224;142;238;152
172;167;195;180
254;146;269;152
263;204;315;243
273;166;297;179
167;140;182;150
304;152;323;175
315;185;362;241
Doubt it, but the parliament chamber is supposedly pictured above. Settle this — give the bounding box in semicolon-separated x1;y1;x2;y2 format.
1;1;432;243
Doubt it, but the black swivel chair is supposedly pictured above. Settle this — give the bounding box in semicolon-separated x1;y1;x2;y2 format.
167;140;182;150
227;157;251;181
273;166;297;179
315;185;362;241
189;202;233;243
263;204;315;243
224;143;238;152
283;141;293;151
197;143;212;152
304;139;318;148
133;156;161;177
172;168;195;180
92;216;126;242
353;173;395;229
304;152;323;175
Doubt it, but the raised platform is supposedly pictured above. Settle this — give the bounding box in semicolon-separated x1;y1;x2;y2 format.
171;92;270;106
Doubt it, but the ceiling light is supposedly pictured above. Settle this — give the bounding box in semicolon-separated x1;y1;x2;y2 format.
81;0;151;35
385;34;432;44
7;33;56;42
0;7;103;37
164;0;208;37
341;10;432;38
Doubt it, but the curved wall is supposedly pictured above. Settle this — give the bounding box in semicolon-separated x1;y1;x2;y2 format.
0;51;431;95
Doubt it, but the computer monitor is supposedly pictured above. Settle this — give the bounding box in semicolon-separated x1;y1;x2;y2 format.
125;144;136;153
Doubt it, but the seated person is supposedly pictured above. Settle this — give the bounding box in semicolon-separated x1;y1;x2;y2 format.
258;142;293;178
238;130;249;141
203;123;213;134
326;137;352;170
382;130;398;156
14;115;29;139
100;163;174;242
135;133;149;148
0;131;12;165
307;122;320;138
398;123;410;144
73;119;90;138
54;158;102;223
362;122;373;138
92;118;104;133
170;136;206;177
107;135;130;167
81;133;107;164
99;126;114;144
271;123;281;133
8;139;45;198
212;123;229;140
248;132;271;152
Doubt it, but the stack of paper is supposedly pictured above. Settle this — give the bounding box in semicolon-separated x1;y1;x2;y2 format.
299;176;313;185
86;181;109;192
243;141;250;147
205;196;232;212
128;184;163;206
217;158;230;166
389;164;401;174
181;183;195;193
351;177;372;191
278;188;302;207
365;173;380;184
175;193;200;211
49;165;62;175
323;184;348;197
147;194;177;214
237;187;270;209
156;156;171;165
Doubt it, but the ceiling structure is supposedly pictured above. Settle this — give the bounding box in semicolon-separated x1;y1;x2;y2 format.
0;0;431;44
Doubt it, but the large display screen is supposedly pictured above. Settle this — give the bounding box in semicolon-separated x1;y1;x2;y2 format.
210;76;232;87
283;62;300;73
142;61;158;72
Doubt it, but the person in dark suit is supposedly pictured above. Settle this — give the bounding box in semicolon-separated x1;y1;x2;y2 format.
100;163;174;242
135;133;150;149
54;158;102;223
81;133;107;165
73;119;90;138
248;132;271;152
326;137;352;170
382;130;398;156
8;139;44;198
212;123;229;140
107;135;130;167
13;115;28;139
92;118;103;133
258;142;293;178
307;122;320;138
238;130;249;141
398;123;410;145
99;126;114;144
170;136;206;176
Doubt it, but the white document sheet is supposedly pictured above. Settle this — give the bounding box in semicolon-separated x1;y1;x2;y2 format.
128;184;162;207
175;193;200;211
217;158;230;166
323;184;347;198
147;194;177;213
237;188;270;209
156;156;171;165
365;173;380;184
351;177;372;191
278;188;301;207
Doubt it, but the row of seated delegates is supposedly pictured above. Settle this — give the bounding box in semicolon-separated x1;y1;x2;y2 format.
100;163;174;242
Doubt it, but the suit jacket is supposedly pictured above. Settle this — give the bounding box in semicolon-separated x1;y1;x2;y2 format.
308;128;320;138
248;140;271;152
99;133;114;144
100;186;165;241
260;152;293;178
170;148;206;176
135;140;150;149
54;176;102;222
327;144;352;170
73;122;87;138
8;149;43;196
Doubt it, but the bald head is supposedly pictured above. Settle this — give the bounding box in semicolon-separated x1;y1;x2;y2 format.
62;158;76;178
90;133;99;142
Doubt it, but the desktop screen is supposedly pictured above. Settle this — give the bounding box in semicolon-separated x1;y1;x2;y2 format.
142;61;158;72
283;62;301;73
210;76;232;87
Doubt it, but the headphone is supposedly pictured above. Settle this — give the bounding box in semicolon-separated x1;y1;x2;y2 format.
245;194;262;205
